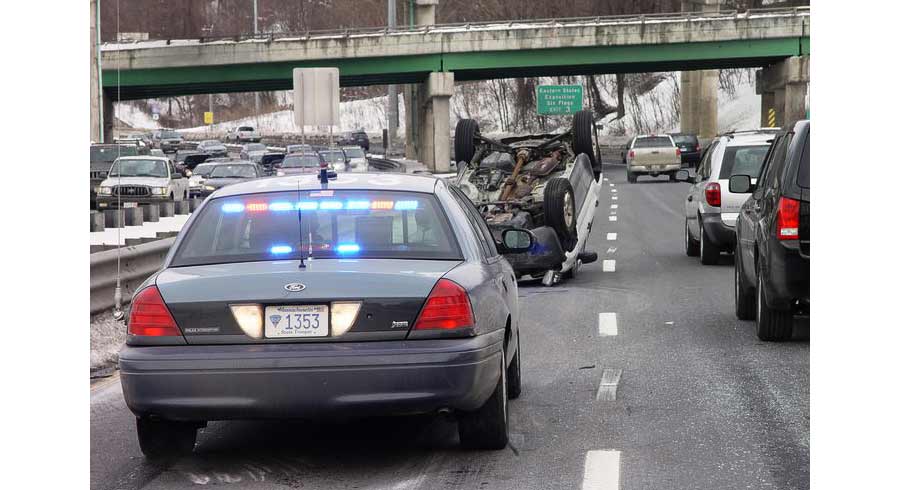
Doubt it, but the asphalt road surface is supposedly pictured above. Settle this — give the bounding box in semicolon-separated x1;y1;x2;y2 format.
90;163;809;490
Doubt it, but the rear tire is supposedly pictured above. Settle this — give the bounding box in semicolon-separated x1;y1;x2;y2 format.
573;110;596;167
544;178;578;251
458;351;509;450
627;170;637;183
756;264;793;341
454;119;480;165
507;336;522;400
136;418;198;461
685;218;700;257
669;172;677;182
735;252;755;320
699;220;719;265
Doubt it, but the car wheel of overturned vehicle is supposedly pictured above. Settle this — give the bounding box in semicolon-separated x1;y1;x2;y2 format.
573;109;596;166
544;178;578;251
454;119;480;165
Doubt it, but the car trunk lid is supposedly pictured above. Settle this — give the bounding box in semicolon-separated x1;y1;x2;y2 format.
156;259;461;344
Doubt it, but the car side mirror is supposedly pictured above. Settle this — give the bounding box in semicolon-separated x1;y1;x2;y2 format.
729;174;753;193
500;228;534;254
674;169;691;182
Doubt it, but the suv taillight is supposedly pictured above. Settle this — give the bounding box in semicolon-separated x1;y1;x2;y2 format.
128;286;182;337
413;279;474;330
705;182;721;207
676;148;682;157
628;150;635;159
695;144;701;151
776;197;800;240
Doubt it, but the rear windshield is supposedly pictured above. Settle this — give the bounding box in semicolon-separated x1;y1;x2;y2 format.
671;135;698;145
160;131;180;139
283;155;321;168
798;133;809;188
320;151;345;162
171;191;462;266
633;137;674;148
343;148;365;158
202;140;222;146
193;163;216;177
245;143;266;151
238;126;254;131
717;145;771;180
91;145;138;163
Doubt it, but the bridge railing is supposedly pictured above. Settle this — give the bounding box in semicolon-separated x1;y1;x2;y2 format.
103;6;809;49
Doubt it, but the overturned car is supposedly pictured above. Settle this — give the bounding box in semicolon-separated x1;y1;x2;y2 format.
452;110;602;285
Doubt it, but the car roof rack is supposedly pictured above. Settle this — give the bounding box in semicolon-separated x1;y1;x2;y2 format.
720;128;782;138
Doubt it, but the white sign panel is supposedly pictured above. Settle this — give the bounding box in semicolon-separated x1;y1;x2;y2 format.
293;68;340;128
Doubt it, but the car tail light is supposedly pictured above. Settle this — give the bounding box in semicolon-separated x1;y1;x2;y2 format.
705;182;721;207
676;148;682;157
776;197;800;240
413;279;474;330
128;286;182;337
695;144;701;151
628;150;635;159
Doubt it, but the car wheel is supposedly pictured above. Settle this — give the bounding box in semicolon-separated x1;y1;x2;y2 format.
755;263;793;341
699;220;719;265
544;178;578;251
507;336;522;400
627;171;637;183
669;172;677;182
735;252;755;320
458;350;509;450
573;110;596;167
685;218;700;256
454;119;480;165
136;418;198;461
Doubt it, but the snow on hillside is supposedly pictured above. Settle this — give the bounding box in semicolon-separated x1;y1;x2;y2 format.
117;72;760;140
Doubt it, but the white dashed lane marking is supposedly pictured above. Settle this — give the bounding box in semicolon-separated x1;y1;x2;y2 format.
610;204;618;209
611;189;617;193
597;312;617;336
612;196;618;200
606;247;617;254
596;368;624;401
608;216;617;222
606;233;617;240
602;260;616;272
582;450;621;490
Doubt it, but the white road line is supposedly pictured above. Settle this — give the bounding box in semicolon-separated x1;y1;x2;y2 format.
610;204;618;209
596;368;624;401
603;177;609;181
582;450;621;490
611;189;617;193
606;233;617;240
612;196;618;201
597;312;617;336
608;216;617;222
602;260;616;272
606;247;617;254
609;183;615;187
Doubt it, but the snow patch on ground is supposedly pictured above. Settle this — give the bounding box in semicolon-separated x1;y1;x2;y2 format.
91;310;125;372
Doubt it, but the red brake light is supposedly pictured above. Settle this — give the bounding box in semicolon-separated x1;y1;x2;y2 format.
628;150;635;159
413;279;474;330
675;148;682;157
695;144;701;151
128;286;182;337
776;197;800;240
705;182;721;207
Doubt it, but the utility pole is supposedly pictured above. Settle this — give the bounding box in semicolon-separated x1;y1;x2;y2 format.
253;0;261;126
387;0;398;155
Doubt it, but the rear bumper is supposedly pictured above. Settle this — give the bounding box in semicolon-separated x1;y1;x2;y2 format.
628;163;681;174
700;213;735;249
765;242;810;311
119;330;504;421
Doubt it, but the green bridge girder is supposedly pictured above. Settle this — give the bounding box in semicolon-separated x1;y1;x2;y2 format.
102;36;809;101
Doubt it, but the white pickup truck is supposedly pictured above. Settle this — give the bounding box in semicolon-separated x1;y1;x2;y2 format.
625;134;682;183
225;126;261;143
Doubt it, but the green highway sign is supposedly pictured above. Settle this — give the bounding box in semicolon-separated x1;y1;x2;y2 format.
537;85;583;115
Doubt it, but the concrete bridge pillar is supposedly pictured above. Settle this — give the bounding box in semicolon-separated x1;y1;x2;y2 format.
418;72;454;172
90;0;101;142
102;92;115;143
756;56;809;130
680;0;720;138
415;0;438;26
403;0;441;163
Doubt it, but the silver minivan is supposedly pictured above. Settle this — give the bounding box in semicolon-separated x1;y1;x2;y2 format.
678;130;777;264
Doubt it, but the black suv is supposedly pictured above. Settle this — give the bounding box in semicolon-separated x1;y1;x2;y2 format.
730;120;809;341
669;133;701;167
339;130;370;152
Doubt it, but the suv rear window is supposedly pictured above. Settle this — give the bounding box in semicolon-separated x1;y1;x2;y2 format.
238;126;254;131
671;135;698;145
172;191;462;266
634;137;673;148
717;145;770;180
798;133;810;188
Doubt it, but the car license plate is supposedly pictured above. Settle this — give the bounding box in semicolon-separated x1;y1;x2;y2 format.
264;305;329;338
123;202;138;208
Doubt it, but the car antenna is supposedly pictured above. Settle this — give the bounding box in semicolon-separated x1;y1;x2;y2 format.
297;178;306;269
112;0;125;322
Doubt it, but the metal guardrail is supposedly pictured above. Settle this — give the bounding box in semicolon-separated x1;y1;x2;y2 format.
90;238;174;314
102;7;809;48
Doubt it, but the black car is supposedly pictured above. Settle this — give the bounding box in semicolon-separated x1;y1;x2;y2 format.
339;130;370;151
195;162;262;197
669;133;701;167
731;120;809;341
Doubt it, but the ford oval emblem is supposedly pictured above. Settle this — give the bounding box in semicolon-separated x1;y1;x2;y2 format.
284;283;306;292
